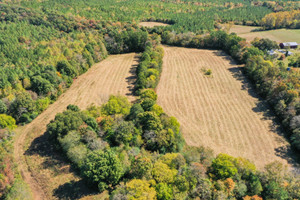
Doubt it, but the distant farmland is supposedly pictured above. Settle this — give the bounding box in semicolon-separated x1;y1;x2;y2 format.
229;25;300;43
157;46;291;169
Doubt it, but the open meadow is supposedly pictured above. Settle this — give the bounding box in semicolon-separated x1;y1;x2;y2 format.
14;53;138;200
229;25;300;43
157;46;293;169
139;22;170;28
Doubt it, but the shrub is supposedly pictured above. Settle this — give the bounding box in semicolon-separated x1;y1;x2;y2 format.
0;114;16;130
205;69;212;76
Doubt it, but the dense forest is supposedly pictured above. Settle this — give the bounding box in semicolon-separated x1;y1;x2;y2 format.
19;0;272;32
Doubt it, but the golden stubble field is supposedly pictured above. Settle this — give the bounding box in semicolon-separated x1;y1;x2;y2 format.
157;46;292;169
14;53;138;200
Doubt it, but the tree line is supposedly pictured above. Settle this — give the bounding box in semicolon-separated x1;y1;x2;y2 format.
18;0;272;33
260;10;300;29
135;35;164;94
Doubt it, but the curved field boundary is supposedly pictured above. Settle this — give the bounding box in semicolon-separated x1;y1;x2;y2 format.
14;53;138;200
157;46;293;169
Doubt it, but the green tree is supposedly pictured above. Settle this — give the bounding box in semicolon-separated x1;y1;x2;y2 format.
125;179;156;200
211;154;238;179
46;109;85;139
141;98;156;111
81;149;123;192
264;181;289;200
31;75;53;95
140;89;157;101
128;103;144;120
248;173;263;196
156;183;172;200
112;120;135;145
101;95;131;116
131;155;153;179
138;111;162;131
0;100;7;114
152;161;177;183
57;60;77;78
9;92;36;122
0;114;17;130
251;38;278;51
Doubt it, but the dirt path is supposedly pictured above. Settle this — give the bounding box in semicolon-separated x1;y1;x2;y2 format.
14;53;138;200
157;46;295;169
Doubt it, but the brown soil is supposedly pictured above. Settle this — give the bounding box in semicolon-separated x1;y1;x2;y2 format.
157;46;297;169
14;53;138;200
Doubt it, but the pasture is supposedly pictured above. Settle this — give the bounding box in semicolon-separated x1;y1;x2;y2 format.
14;53;138;199
229;25;300;43
157;46;291;169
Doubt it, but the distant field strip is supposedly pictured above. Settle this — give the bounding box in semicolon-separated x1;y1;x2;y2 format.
229;25;300;43
139;22;170;27
14;53;137;199
157;46;291;168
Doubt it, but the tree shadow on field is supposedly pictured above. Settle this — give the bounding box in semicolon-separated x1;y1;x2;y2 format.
25;131;98;198
25;131;70;171
53;180;99;200
125;54;139;100
223;56;300;168
213;51;237;65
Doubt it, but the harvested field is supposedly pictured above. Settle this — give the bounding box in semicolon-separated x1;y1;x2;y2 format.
139;21;170;27
157;46;294;169
14;53;138;200
229;25;300;43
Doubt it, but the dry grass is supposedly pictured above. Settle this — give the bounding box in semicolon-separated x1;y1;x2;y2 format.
228;25;260;35
14;53;138;200
139;21;170;28
229;25;300;43
157;46;294;169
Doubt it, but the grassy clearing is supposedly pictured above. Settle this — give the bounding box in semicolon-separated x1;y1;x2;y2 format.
229;25;300;43
157;46;292;169
139;22;170;28
14;53;138;199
